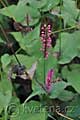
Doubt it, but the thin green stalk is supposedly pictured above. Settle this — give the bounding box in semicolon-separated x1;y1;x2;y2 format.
4;106;8;120
59;0;62;60
15;48;22;54
57;0;63;76
44;58;46;83
51;25;77;34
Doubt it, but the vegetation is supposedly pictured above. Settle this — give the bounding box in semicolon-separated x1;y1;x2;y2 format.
0;0;80;120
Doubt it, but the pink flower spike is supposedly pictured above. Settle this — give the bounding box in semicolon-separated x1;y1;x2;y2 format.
40;23;52;59
45;69;54;92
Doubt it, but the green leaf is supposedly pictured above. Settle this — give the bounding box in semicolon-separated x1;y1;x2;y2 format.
50;81;69;99
1;54;11;69
29;0;47;9
26;6;40;18
0;1;40;22
29;18;39;26
23;102;46;120
0;91;11;113
0;5;16;17
11;25;41;57
0;2;26;22
24;24;40;44
62;64;80;93
11;101;46;120
41;0;60;11
54;31;80;64
0;72;12;113
0;72;12;93
11;32;25;50
66;95;80;119
58;90;75;101
61;0;79;26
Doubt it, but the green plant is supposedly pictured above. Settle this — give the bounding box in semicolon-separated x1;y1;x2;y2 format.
0;0;80;120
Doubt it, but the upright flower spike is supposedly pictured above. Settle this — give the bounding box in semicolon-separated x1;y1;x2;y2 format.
40;24;52;59
45;69;54;92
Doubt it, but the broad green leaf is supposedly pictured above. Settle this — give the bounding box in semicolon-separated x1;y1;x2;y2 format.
14;1;27;21
10;32;26;50
23;102;46;120
0;91;11;113
24;24;40;43
11;101;46;120
11;25;41;57
10;96;20;105
62;64;80;93
24;24;41;57
29;0;47;9
1;54;11;69
0;1;40;22
30;39;42;58
0;5;16;17
66;95;80;119
61;0;79;26
58;90;75;101
41;0;60;11
50;81;69;99
0;72;12;93
26;6;40;18
29;18;39;26
54;31;80;64
0;2;26;22
11;25;40;48
0;73;12;113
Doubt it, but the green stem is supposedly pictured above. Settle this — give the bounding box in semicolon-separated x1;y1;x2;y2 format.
4;106;8;120
15;48;22;54
51;25;77;34
44;58;46;83
57;0;63;76
58;0;62;60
